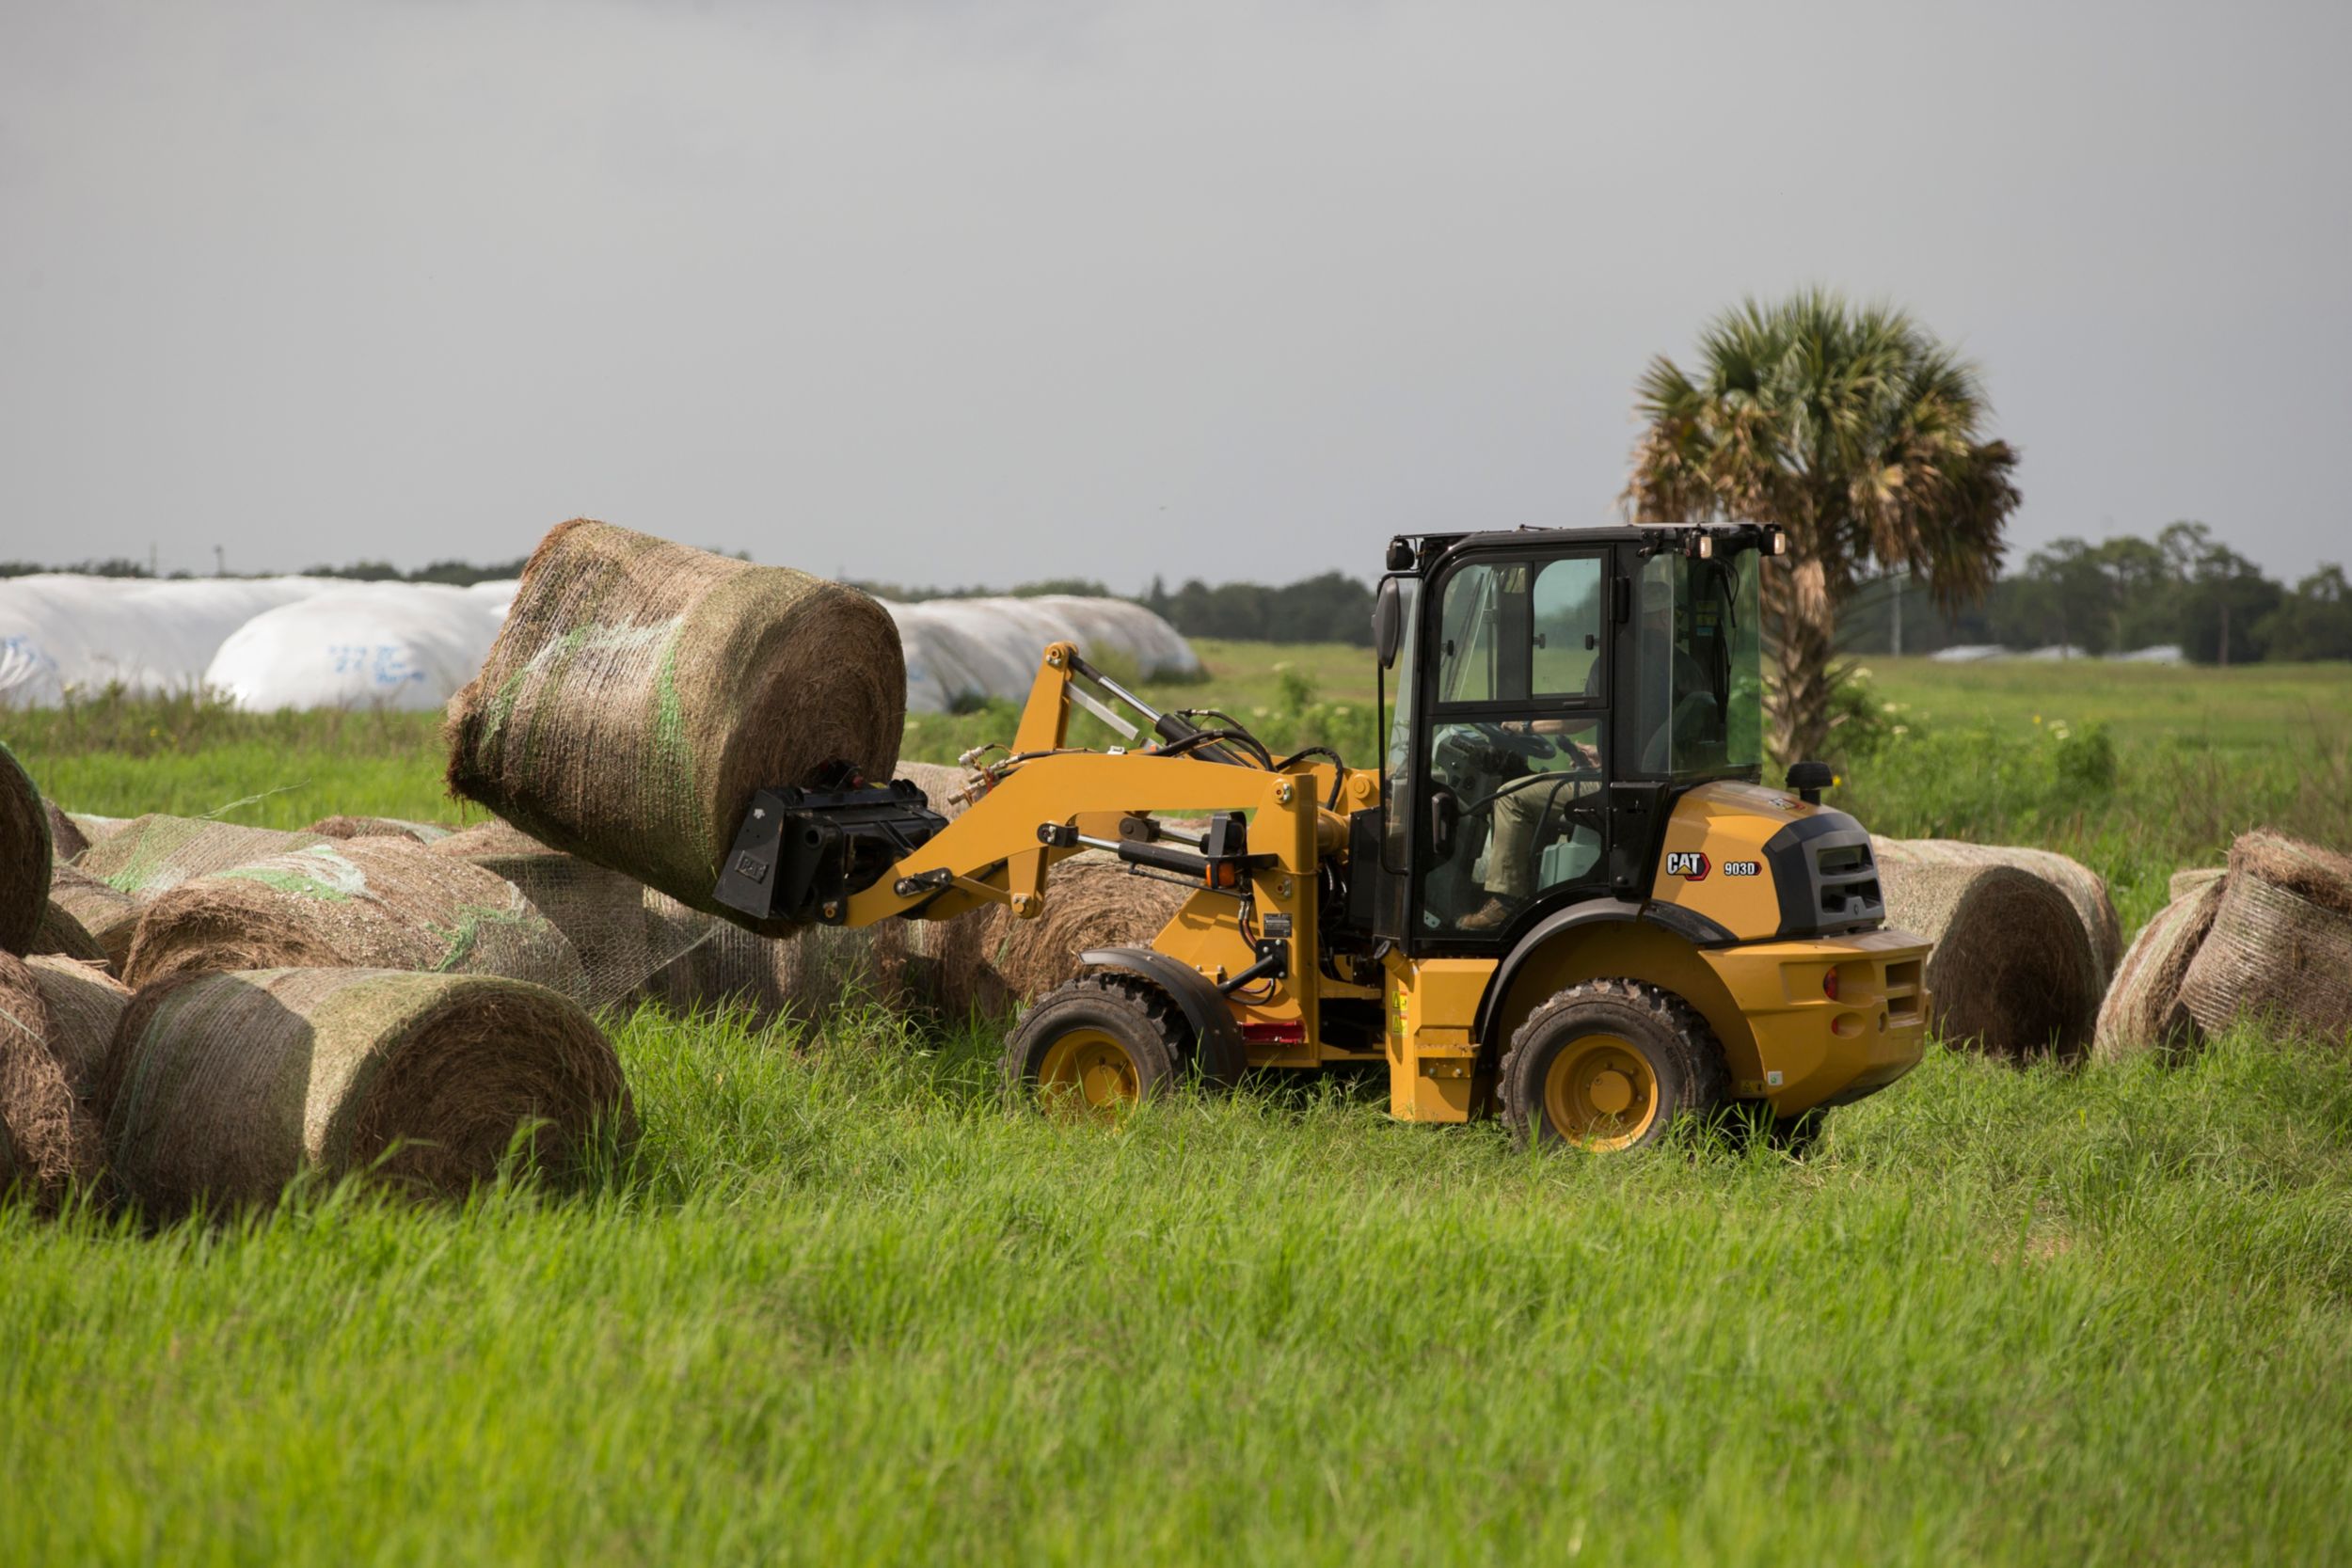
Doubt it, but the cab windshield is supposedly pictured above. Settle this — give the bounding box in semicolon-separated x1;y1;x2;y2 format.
1633;546;1763;777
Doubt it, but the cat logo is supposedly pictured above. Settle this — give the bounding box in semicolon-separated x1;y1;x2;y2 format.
1666;850;1711;880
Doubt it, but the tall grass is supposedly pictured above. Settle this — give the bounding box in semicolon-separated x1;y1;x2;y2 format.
5;1011;2350;1563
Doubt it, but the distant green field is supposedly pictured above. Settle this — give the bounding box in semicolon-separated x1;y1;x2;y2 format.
6;652;2351;1563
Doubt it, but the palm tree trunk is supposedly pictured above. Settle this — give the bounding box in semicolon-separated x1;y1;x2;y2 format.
1763;554;1838;765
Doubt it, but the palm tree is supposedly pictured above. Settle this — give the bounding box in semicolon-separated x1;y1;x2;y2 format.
1624;291;2020;764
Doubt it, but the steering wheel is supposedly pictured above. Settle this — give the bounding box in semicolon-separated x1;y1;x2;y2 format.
1472;721;1556;762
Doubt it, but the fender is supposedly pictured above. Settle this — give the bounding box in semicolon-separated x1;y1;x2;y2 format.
1077;945;1250;1086
1470;896;1738;1048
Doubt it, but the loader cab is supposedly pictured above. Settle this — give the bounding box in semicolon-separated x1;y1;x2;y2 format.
1371;525;1770;954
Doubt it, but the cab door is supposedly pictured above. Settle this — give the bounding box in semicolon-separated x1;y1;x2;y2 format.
1409;547;1613;950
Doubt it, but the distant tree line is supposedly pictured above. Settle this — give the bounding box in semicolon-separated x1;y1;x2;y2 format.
1841;521;2350;663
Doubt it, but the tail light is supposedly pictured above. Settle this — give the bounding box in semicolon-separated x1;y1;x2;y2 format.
1822;967;1841;1001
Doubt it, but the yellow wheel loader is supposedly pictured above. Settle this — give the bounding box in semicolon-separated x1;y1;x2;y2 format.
716;523;1931;1150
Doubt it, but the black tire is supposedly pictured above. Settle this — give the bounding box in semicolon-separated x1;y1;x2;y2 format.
1500;977;1730;1150
1003;973;1190;1112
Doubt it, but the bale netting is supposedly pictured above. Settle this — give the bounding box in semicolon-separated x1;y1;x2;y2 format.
432;821;686;1006
444;519;906;938
2179;838;2352;1043
46;865;138;972
2091;877;2227;1063
76;816;329;902
0;742;52;957
99;968;636;1213
1873;837;2121;985
121;838;586;997
1880;862;2103;1062
2228;830;2352;919
0;952;105;1204
306;815;454;845
2169;866;2227;903
43;800;89;863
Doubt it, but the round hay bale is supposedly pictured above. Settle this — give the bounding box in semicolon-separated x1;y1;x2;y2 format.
100;968;635;1213
122;839;586;996
2091;877;2227;1063
76;816;331;903
46;865;139;973
432;822;675;1006
1874;837;2121;983
0;742;53;957
2228;830;2352;920
31;897;109;966
443;519;906;938
65;813;128;851
25;955;129;1104
43;800;90;864
0;952;106;1204
2169;866;2227;903
306;815;455;845
2179;868;2352;1043
960;853;1196;1014
1880;862;2102;1062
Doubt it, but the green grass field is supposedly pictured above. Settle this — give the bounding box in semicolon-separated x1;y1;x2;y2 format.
6;652;2352;1563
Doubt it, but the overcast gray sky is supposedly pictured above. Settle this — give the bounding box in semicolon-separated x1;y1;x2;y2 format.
3;0;2346;588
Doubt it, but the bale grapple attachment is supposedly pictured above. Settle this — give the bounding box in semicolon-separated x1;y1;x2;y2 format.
712;779;948;926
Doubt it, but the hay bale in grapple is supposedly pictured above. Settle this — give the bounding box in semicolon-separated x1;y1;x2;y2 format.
431;821;685;1006
45;865;139;972
1;743;52;957
306;815;454;845
2092;877;2227;1063
2178;833;2352;1042
43;801;89;864
444;519;905;937
0;952;109;1204
121;838;586;996
1873;837;2121;984
99;968;635;1213
1880;861;2102;1062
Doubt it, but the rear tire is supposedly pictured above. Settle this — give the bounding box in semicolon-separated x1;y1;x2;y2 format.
1003;973;1189;1113
1501;978;1729;1150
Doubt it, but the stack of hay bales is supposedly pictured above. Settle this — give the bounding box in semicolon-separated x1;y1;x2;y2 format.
443;520;905;938
77;816;332;934
1873;853;2105;1062
120;838;586;997
101;968;634;1213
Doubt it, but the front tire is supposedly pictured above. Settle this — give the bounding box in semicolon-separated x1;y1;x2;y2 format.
1501;978;1729;1150
1003;973;1189;1113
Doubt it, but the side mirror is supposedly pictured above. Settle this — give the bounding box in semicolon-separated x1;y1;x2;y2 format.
1374;578;1405;669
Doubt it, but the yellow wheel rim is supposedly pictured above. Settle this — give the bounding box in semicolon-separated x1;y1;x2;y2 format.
1037;1027;1141;1112
1541;1034;1661;1151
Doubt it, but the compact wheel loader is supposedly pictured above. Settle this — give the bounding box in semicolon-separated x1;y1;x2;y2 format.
717;522;1931;1150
